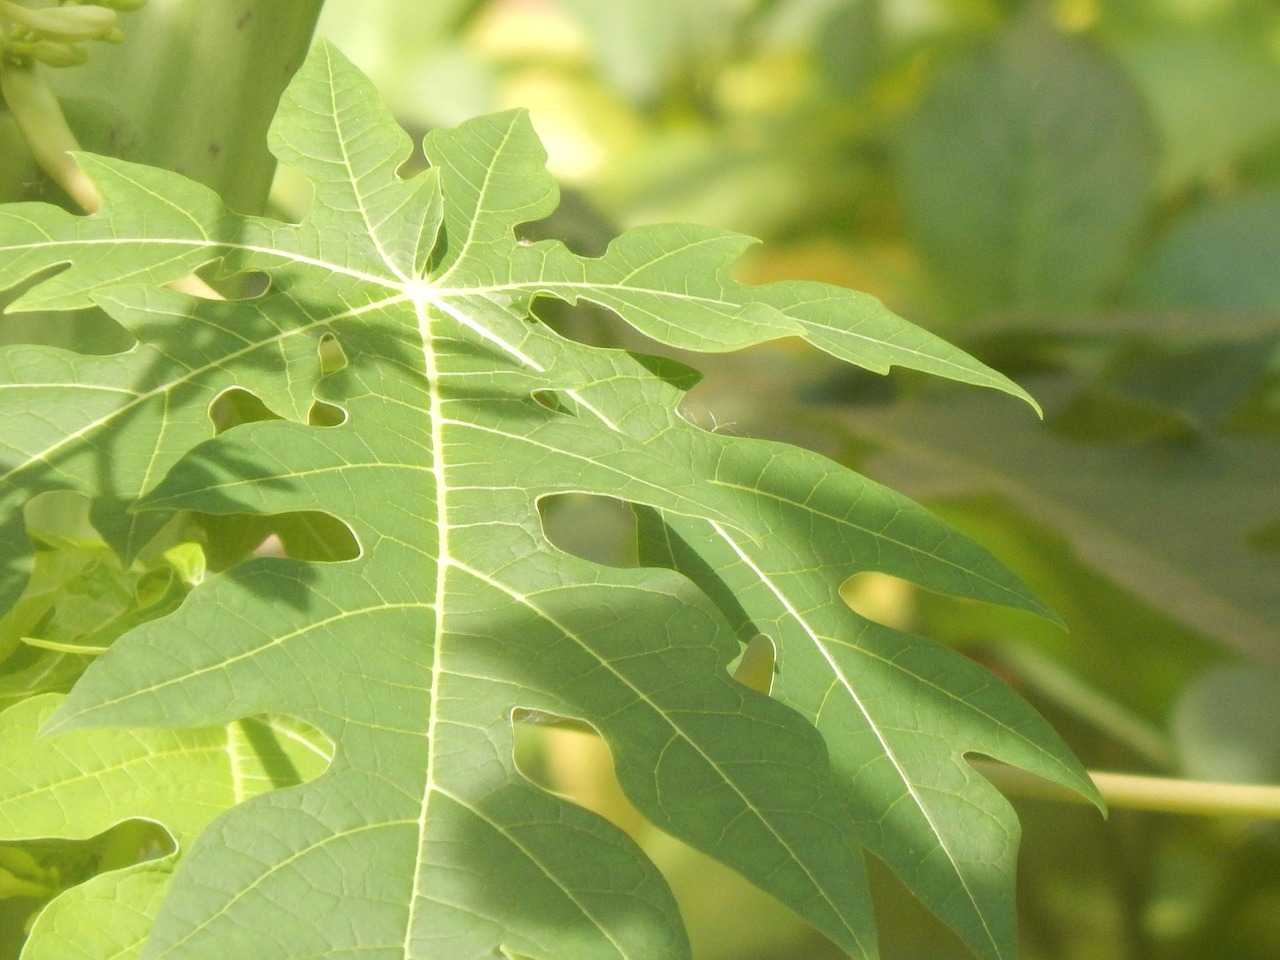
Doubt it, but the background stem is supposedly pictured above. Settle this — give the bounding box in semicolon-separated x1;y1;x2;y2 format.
45;0;325;216
976;760;1280;819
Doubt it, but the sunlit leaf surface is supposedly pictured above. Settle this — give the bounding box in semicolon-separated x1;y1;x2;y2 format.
1;41;1096;960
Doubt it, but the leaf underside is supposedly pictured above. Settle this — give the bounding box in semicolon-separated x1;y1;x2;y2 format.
0;41;1098;960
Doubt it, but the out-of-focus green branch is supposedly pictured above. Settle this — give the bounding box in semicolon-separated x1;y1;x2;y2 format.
3;0;325;218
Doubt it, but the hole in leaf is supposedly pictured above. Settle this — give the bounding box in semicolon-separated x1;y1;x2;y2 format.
516;189;618;257
964;752;1082;809
266;164;313;224
511;715;651;842
0;267;133;354
232;270;271;299
318;333;348;374
198;511;359;572
514;712;817;947
209;388;283;434
538;494;637;568
511;710;588;796
308;400;347;427
176;266;269;300
839;572;917;632
531;296;627;349
729;633;776;695
0;820;177;915
531;389;571;415
0;307;133;355
235;713;335;789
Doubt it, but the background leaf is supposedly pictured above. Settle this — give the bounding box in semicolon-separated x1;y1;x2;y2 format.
900;9;1155;316
1171;661;1280;785
1128;191;1280;313
1113;19;1280;191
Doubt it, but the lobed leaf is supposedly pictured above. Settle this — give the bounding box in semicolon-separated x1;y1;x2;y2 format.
2;40;1097;960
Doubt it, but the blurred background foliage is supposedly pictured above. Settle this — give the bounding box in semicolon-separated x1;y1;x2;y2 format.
310;0;1280;957
2;0;1278;957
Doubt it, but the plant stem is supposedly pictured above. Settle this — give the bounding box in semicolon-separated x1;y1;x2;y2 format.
974;759;1280;819
51;0;326;217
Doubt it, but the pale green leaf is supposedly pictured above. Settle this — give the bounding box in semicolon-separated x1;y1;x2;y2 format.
1114;22;1280;191
1129;192;1280;313
22;865;169;960
549;0;717;103
1171;661;1280;785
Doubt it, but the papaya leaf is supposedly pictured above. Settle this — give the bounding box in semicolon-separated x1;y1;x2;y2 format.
1;40;1096;960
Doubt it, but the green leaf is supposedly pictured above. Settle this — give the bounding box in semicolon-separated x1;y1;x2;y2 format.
0;491;200;666
634;442;1091;959
548;0;715;103
1128;192;1280;313
815;0;880;101
1172;661;1280;785
900;10;1155;316
2;40;1094;960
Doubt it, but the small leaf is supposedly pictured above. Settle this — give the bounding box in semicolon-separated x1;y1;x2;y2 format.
1172;661;1280;785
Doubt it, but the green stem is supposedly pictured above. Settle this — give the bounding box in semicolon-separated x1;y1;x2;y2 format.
974;760;1280;819
49;0;326;217
0;59;99;212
